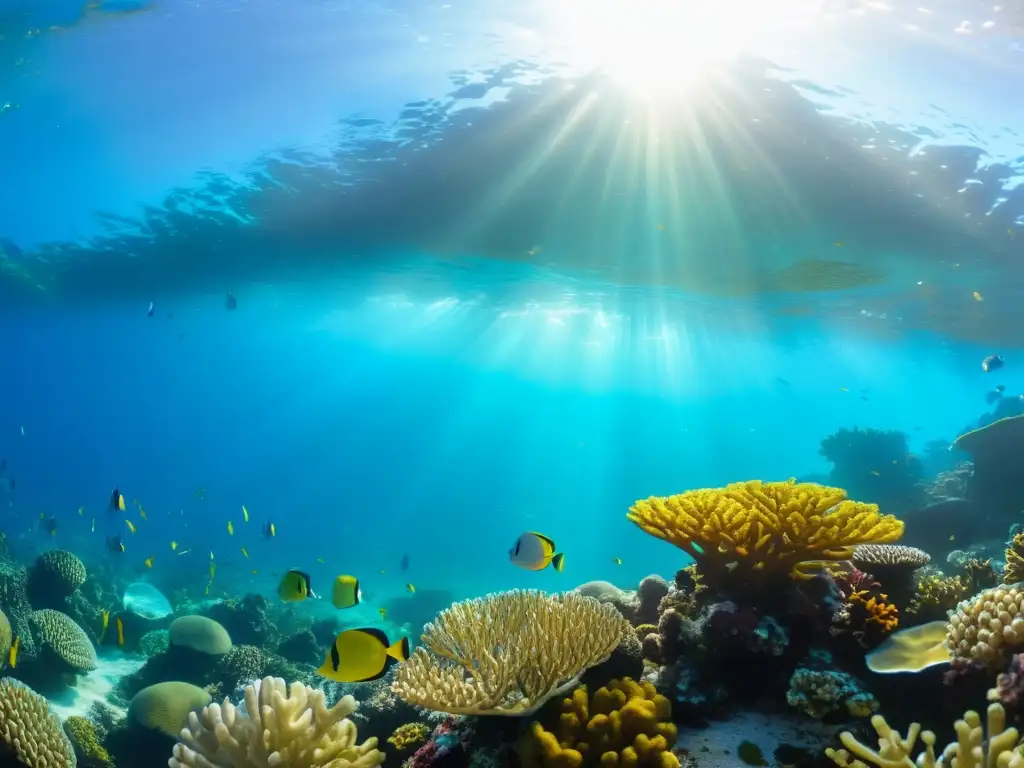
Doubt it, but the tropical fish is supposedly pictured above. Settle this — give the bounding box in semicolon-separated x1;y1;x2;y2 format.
170;541;178;551
99;611;110;643
144;556;154;568
983;354;1005;373
406;583;416;594
509;532;565;572
317;628;409;683
332;575;360;609
241;547;249;559
91;517;95;533
116;616;124;646
139;508;147;521
8;636;18;668
737;741;768;767
227;521;234;536
38;514;57;537
279;570;318;602
242;505;249;523
262;521;276;538
378;608;387;620
109;488;125;512
209;562;216;581
106;535;125;553
612;557;623;565
125;519;137;534
973;291;985;302
77;506;84;516
147;301;155;317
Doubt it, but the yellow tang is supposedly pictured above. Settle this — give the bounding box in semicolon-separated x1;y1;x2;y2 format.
144;556;154;568
279;570;319;602
98;611;109;643
8;636;18;668
227;521;234;536
332;575;360;609
317;628;409;683
241;547;249;559
170;541;178;551
125;519;137;534
116;616;124;646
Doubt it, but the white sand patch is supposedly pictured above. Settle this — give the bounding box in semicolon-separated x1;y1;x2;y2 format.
47;653;146;722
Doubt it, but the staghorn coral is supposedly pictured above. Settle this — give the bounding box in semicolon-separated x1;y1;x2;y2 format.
0;678;78;767
387;722;429;752
627;479;903;595
947;584;1024;669
393;589;628;716
785;669;877;719
525;677;679;767
27;550;87;606
63;716;113;767
29;609;97;671
170;676;384;768
826;701;1024;768
1006;534;1024;584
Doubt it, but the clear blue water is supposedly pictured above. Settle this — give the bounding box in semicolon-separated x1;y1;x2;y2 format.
1;0;1023;666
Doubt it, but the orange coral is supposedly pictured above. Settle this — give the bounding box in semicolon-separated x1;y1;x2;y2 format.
849;590;899;633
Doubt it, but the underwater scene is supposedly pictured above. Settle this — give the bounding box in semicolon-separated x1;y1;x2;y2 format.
4;0;1024;766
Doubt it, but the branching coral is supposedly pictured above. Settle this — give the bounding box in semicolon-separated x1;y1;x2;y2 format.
392;589;628;716
627;479;903;593
525;677;680;767
848;590;899;633
1006;534;1024;584
64;716;113;767
905;574;971;623
170;676;384;768
826;702;1024;768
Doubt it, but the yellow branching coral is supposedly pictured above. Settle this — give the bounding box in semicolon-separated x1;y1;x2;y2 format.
849;590;899;633
628;479;903;588
1006;534;1024;584
64;715;114;767
392;590;629;716
387;723;429;752
826;702;1024;768
906;575;971;623
170;676;384;767
525;678;680;768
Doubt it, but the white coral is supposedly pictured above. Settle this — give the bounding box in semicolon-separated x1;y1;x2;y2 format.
168;676;384;768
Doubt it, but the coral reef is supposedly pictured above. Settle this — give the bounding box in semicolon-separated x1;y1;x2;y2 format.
576;576;669;627
387;722;430;753
627;479;903;598
905;573;972;623
26;549;87;608
947;584;1024;668
393;589;629;715
170;676;384;767
785;668;877;719
129;682;213;738
850;544;929;608
0;560;37;661
1006;533;1024;584
169;615;232;655
203;594;279;649
0;678;77;767
524;677;679;767
64;716;114;767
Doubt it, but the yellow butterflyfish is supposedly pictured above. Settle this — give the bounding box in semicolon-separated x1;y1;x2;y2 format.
406;583;416;594
99;610;109;643
144;556;154;568
116;616;124;646
241;547;249;558
227;520;234;536
170;540;178;550
8;636;19;668
125;519;137;534
139;508;147;520
242;505;249;523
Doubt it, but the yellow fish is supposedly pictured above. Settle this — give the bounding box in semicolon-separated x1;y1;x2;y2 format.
210;550;215;560
144;556;154;568
251;569;259;575
99;610;109;643
279;570;318;602
317;628;409;683
209;562;216;581
378;607;387;620
204;582;212;596
139;508;147;520
227;521;234;536
973;291;984;301
612;557;623;565
241;547;249;559
125;519;137;534
78;506;84;516
332;575;360;609
116;616;124;646
110;488;125;512
170;541;178;551
839;387;849;392
509;532;564;572
8;636;18;668
242;505;249;523
406;583;416;594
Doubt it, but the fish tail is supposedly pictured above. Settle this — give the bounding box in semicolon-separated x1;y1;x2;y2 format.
551;553;565;572
388;636;410;662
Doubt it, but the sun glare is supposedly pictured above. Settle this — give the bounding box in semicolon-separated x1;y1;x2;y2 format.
548;0;819;95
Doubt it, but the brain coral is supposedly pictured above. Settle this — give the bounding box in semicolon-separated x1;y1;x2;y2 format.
30;550;87;598
29;609;97;671
169;616;232;655
947;584;1024;668
628;479;903;592
171;676;384;767
0;678;77;767
129;682;213;738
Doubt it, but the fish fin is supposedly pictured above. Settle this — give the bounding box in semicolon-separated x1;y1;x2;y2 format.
528;531;556;555
388;636;410;662
352;579;360;604
551;553;565;572
355;626;391;649
330;642;341;672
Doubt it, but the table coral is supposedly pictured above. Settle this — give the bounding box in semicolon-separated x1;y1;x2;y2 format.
393;589;628;716
627;479;903;596
524;677;680;767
